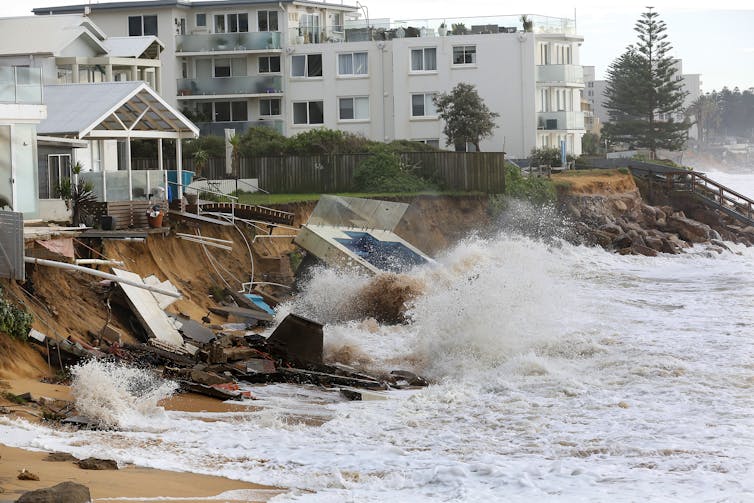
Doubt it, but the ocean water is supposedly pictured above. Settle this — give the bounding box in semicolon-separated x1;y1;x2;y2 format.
2;170;754;502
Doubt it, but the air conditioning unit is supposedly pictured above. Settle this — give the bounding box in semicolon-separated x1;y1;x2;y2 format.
545;119;558;130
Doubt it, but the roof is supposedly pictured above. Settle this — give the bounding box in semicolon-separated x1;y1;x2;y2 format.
0;15;107;56
102;36;164;58
38;81;199;139
33;0;358;15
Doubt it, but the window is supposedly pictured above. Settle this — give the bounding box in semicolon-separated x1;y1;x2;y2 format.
213;58;246;78
338;52;368;76
40;154;71;199
338;97;369;120
260;98;281;116
291;54;323;77
259;56;281;73
411;48;437;71
293;101;324;124
213;101;247;122
411;93;437;117
258;10;278;31
196;14;206;27
452;45;476;65
214;13;248;33
128;15;158;36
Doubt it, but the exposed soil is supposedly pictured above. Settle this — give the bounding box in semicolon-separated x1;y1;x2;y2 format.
0;195;492;381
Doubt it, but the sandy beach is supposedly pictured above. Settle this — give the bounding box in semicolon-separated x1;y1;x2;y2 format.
0;376;284;502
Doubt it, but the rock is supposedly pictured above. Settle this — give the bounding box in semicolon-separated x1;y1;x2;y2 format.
590;229;614;248
77;457;118;470
644;236;665;252
626;229;646;246
667;215;711;243
599;223;622;236
613;199;628;212
43;452;77;462
190;369;231;386
711;239;732;252
16;481;91;503
618;401;629;408
661;238;681;254
17;470;39;481
631;244;658;257
612;233;633;249
709;229;722;241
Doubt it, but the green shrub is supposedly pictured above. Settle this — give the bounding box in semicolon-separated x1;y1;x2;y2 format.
353;149;436;192
529;147;563;168
503;162;556;205
239;127;287;157
0;287;33;340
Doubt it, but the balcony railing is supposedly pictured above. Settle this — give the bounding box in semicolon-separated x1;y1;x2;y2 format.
177;75;282;97
537;64;584;84
176;31;281;53
0;66;43;104
198;119;283;136
537;111;585;130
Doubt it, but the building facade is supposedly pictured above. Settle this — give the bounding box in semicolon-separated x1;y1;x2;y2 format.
35;1;586;158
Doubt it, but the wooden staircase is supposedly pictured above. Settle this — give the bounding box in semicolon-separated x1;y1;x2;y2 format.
631;166;754;227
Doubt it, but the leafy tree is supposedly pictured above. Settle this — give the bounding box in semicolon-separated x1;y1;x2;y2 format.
353;149;436;192
602;8;689;157
581;132;600;155
239;126;287;157
433;83;499;152
529;147;562;167
56;162;96;226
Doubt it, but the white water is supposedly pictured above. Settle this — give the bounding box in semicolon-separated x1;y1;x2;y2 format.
3;173;754;502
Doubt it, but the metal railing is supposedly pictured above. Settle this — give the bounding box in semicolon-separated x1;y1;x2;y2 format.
176;75;282;97
168;179;238;221
631;167;754;226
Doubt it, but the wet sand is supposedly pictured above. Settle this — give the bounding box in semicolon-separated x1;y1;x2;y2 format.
0;379;284;502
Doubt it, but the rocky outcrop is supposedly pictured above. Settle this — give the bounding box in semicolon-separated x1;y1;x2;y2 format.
560;179;746;255
16;482;91;503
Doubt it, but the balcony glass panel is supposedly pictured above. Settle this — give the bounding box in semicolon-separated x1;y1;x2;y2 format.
537;111;585;130
0;66;43;104
536;65;584;84
177;32;281;52
177;75;282;96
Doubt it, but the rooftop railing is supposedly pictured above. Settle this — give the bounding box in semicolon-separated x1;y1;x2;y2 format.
0;66;43;104
287;14;576;45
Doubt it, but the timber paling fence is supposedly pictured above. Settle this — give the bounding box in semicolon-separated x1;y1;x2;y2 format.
132;152;506;194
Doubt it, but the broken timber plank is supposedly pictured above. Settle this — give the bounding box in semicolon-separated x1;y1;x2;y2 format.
279;368;385;389
208;305;273;322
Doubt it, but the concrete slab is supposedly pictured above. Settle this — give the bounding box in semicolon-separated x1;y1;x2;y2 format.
112;268;184;347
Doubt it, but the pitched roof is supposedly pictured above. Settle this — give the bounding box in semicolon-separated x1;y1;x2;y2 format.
32;0;357;15
0;15;107;56
102;36;164;58
38;81;198;139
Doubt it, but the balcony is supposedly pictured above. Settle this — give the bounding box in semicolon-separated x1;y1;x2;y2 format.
177;75;282;98
537;65;584;85
537;111;585;130
176;32;281;53
0;66;43;104
198;119;283;137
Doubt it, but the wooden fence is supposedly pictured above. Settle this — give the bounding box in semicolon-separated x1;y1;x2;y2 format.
132;152;506;194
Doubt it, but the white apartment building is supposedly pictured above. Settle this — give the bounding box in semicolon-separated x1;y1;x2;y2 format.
34;1;586;157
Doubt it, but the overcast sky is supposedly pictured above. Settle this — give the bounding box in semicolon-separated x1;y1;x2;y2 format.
8;0;754;92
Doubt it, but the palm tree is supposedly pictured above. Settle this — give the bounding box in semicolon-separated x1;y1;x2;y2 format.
686;94;721;148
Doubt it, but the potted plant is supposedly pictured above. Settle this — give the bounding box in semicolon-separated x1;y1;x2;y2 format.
520;15;533;32
451;23;468;35
56;162;96;227
438;21;447;36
